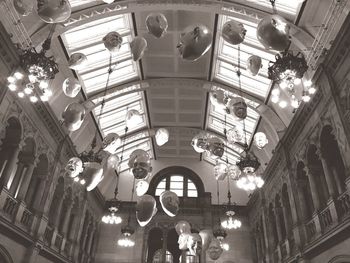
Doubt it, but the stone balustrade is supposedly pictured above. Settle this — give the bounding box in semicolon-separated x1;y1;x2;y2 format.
319;206;333;233
0;189;18;220
337;190;350;220
306;218;317;242
20;208;34;229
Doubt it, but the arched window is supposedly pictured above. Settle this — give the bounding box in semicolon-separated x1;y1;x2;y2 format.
155;175;198;197
149;166;205;198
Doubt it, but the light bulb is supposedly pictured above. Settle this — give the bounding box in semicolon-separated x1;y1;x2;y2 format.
39;81;49;89
30;96;38;103
74;177;80;182
18;92;25;98
304;80;312;87
14;72;24;79
28;74;36;83
40;95;49;102
302;95;311;102
80;179;86;185
279;81;287;89
308;87;316;94
293;78;301;85
7;76;16;83
278;100;287;108
24;87;33;94
291;99;299;109
271;96;279;103
271;88;280;96
8;84;17;91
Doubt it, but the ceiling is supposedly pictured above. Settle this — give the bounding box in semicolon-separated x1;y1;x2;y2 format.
2;0;348;204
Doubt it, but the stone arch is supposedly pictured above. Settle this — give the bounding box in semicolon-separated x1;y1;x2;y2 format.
320;125;346;194
148;166;205;197
8;137;36;196
275;193;286;241
296;161;314;220
146;227;164;263
58;187;73;234
306;144;329;209
25;154;49;211
0;117;22;189
0;244;13;263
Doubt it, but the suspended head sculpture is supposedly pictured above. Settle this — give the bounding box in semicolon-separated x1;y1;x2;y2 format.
207;238;223;260
128;149;152;179
146;13;168;38
210;89;228;112
222;20;247;45
175;220;191;235
68;53;88;70
247;55;263;76
135;179;149;197
160;190;179;217
256;14;290;51
103;31;123;53
227;97;247;121
187;233;202;256
177;24;212;61
102;133;121;154
13;0;34;16
136;194;157;226
65;157;83;178
103;154;119;170
207;136;225;159
37;0;72;23
155;128;169;146
178;233;190;250
62;77;81;98
191;133;208;153
62;102;86;131
130;37;147;61
199;229;214;252
83;162;104;191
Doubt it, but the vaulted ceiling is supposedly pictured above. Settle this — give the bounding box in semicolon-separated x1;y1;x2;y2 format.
2;0;348;204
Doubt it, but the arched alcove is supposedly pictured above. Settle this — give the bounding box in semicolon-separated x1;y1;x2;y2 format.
320;125;346;194
307;144;329;208
296;161;314;219
275;194;286;241
25;154;49;210
268;203;278;248
281;184;293;237
147;227;163;263
48;176;65;226
0;244;13;263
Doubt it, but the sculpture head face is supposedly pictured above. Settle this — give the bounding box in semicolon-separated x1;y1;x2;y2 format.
191;133;208;153
65;157;83;178
37;0;72;23
135;180;149;196
128;149;152;179
187;233;202;256
103;32;123;52
130;37;147;61
102;133;121;154
83;162;104;191
136;194;157;227
178;233;190;250
177;24;212;61
160;190;179;217
146;13;168;38
175;220;191;235
207;238;223;260
222;20;247;45
68;53;87;70
62;77;81;98
227;97;247;121
256;14;290;51
13;0;34;16
247;55;262;76
62;102;86;131
199;229;213;252
207;137;225;159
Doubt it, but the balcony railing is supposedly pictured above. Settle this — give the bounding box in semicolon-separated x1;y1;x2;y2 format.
319;206;333;233
337;191;350;220
306;218;317;242
20;208;34;229
2;191;18;219
44;225;54;246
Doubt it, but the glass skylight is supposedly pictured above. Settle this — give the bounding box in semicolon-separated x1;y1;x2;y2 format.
93;91;147;136
61;13;139;96
214;15;277;100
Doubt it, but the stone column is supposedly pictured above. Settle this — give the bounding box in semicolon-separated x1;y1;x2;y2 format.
304;167;321;212
8;162;25;195
319;152;338;198
331;166;346;194
255;233;262;261
16;161;36;200
161;229;167;263
53;197;64;228
32;176;47;212
282;205;292;237
61;202;73;237
274;207;284;243
0;143;22;191
87;225;96;255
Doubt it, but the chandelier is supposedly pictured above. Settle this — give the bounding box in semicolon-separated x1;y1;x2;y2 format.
102;196;123;225
236;148;264;191
7;25;58;103
268;51;316;108
220;176;242;230
118;217;135;247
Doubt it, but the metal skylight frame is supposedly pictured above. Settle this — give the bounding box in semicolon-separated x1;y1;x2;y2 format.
61;13;139;97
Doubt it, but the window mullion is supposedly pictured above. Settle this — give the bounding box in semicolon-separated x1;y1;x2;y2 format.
183;176;188;197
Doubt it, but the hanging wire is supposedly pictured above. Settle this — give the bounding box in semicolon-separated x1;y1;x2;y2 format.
226;171;232;206
236;44;248;148
269;0;277;14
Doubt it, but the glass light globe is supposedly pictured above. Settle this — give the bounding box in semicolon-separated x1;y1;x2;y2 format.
221;243;229;251
18;92;25;98
271;88;280;96
30;96;38;103
302;95;311;102
8;84;17;91
102;213;122;224
308;87;316;94
271;96;279;103
118;237;135;247
7;76;16;83
278;100;287;108
304;80;312;87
